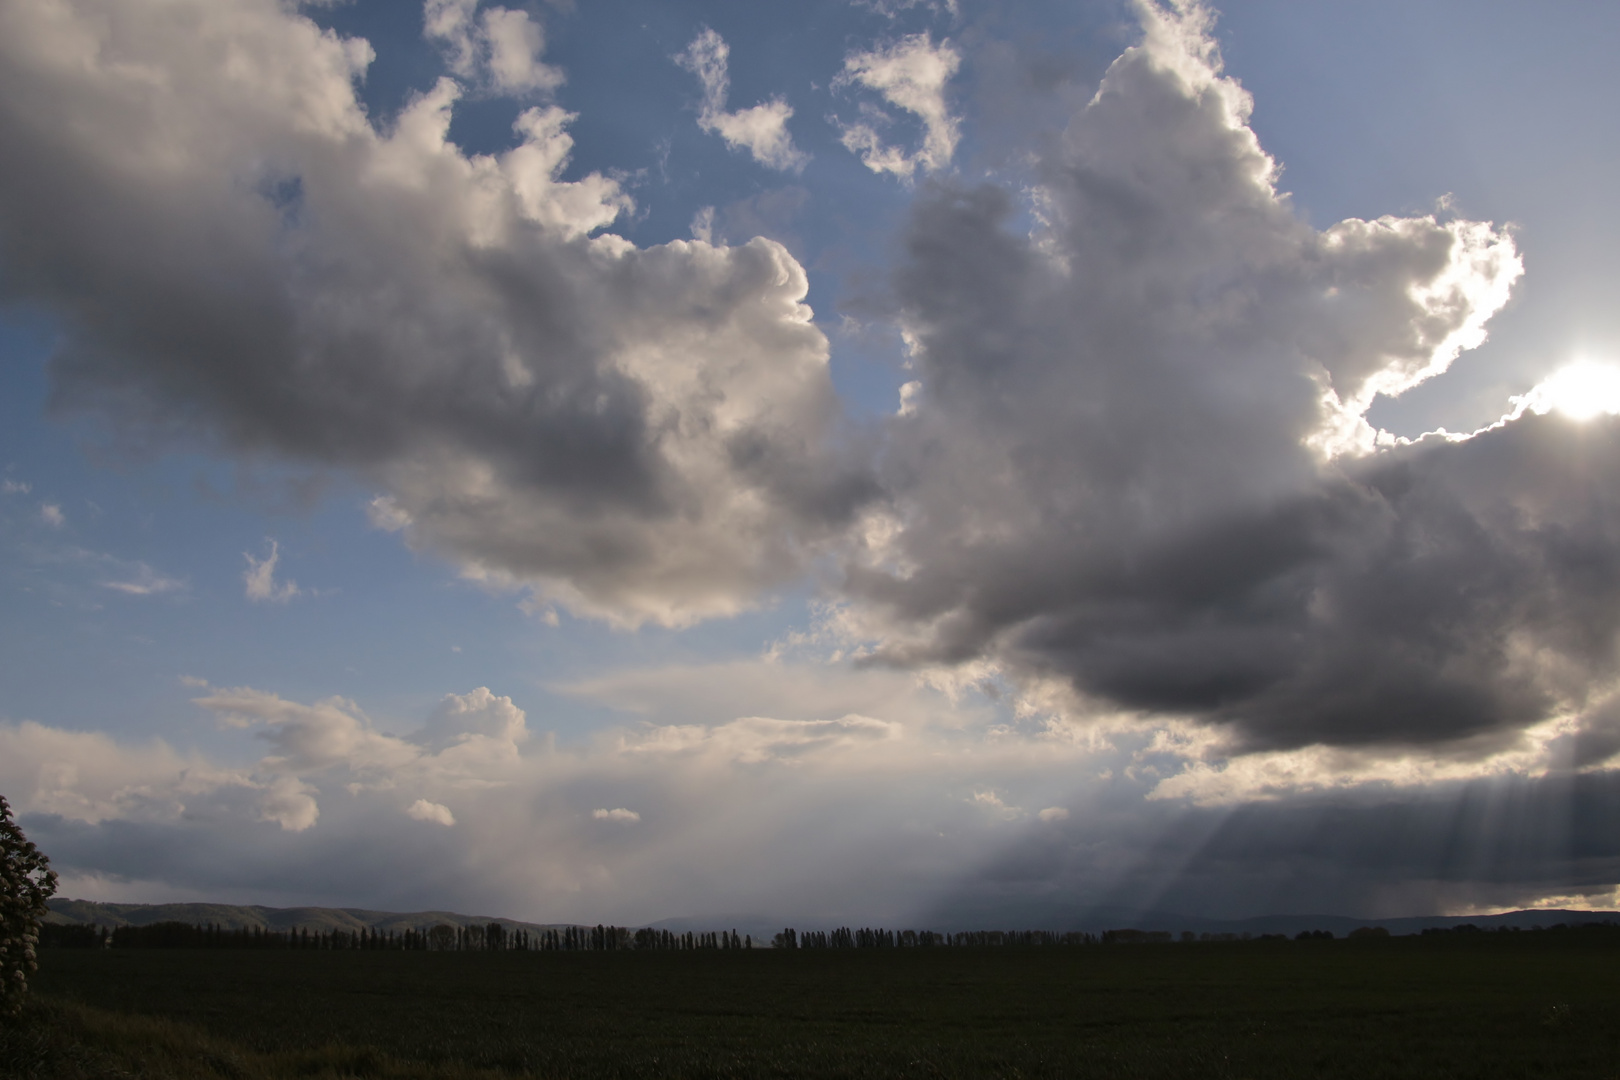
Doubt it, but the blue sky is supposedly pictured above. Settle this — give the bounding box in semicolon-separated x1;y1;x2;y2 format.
3;0;1620;928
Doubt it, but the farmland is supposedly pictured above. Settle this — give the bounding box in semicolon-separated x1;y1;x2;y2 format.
5;929;1620;1078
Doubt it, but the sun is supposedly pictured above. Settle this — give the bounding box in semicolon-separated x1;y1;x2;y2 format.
1521;361;1620;422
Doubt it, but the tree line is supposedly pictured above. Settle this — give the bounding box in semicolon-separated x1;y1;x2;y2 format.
37;920;757;951
45;918;1619;953
772;928;1097;948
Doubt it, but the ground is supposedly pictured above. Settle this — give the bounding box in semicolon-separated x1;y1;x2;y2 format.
3;933;1620;1078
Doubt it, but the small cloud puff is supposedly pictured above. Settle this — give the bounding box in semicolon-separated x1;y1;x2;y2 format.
40;503;65;527
1037;806;1070;822
592;807;641;823
676;28;808;173
408;798;456;826
243;539;299;603
1;479;30;495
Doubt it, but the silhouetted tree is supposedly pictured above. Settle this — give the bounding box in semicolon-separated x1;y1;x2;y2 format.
1;794;57;1015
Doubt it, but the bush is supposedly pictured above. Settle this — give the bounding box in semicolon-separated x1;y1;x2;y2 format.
1;794;57;1016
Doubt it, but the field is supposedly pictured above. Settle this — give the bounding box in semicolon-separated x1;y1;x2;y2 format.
5;933;1620;1078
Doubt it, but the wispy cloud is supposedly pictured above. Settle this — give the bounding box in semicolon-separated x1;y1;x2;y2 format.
243;540;300;604
101;563;186;596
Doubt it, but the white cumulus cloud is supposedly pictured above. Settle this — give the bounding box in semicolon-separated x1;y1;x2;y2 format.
424;0;562;96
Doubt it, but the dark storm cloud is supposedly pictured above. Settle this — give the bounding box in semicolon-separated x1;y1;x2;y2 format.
992;416;1620;751
846;2;1590;755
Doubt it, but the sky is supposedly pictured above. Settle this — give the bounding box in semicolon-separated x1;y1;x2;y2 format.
3;0;1620;929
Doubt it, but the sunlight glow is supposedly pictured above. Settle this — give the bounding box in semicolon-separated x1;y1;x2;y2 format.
1518;361;1620;421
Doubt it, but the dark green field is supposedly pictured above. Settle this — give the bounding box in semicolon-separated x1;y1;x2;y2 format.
7;934;1620;1078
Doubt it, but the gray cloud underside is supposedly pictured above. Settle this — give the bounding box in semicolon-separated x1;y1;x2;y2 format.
862;408;1620;753
929;768;1620;925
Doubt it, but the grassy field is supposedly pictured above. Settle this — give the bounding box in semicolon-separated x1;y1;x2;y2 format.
5;934;1620;1078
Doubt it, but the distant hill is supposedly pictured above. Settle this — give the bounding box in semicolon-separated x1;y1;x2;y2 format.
1099;908;1620;938
44;899;571;936
45;898;1620;941
917;902;1620;938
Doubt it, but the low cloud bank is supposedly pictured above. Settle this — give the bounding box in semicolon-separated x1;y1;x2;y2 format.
3;671;1615;923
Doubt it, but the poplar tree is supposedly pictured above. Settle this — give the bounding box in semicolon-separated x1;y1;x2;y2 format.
1;795;57;1016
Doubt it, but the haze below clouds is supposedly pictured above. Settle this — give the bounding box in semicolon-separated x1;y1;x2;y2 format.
2;0;1620;927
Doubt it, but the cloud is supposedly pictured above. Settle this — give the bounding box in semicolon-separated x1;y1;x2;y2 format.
0;675;1095;921
851;0;959;18
971;788;1023;819
840;0;1572;762
834;33;961;180
0;720;247;826
101;562;186;596
622;713;901;764
424;0;562;96
10;668;1620;924
257;775;319;832
243;540;299;603
0;479;29;495
0;0;870;628
415;685;529;751
408;798;456;826
40;503;65;527
675;28;808;173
